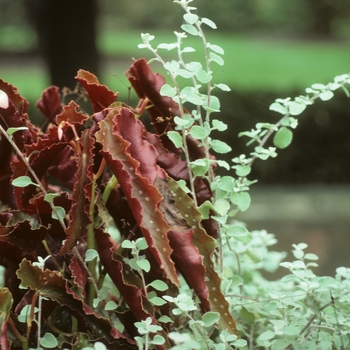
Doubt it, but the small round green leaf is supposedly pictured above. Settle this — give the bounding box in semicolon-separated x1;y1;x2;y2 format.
51;206;66;221
148;279;168;291
85;249;99;262
12;176;38;188
39;333;58;348
189;125;208;140
167;131;183;148
181;24;199;36
210;139;232;154
183;13;198;25
105;300;118;311
202;311;220;327
136;259;150;272
273;127;293;149
160;84;177;97
235;165;251;177
289;101;306;116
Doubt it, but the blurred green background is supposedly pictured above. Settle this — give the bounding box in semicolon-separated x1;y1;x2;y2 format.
1;0;350;274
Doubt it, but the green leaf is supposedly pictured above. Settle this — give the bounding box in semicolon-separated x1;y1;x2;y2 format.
202;311;220;327
85;249;98;262
148;279;168;291
151;335;166;345
135;237;148;250
121;239;134;249
195;68;212;83
189;125;208;140
51;206;66;221
105;300;118;310
214;83;230;92
136;259;151;272
158;315;173;323
227;225;252;243
149;296;167;306
235;165;251;177
183;13;198;25
201;17;217;29
209;52;224;66
181;24;199;36
258;330;275;341
207;43;224;55
230;191;251;212
210;139;232;154
160;84;177;97
44;193;60;204
319;90;334;101
12;176;38;188
40;333;58;348
190;158;210;176
211;119;227;131
273;127;293;149
6;127;28;136
167;131;183;148
269;102;288;115
214;199;230;216
289;101;306;116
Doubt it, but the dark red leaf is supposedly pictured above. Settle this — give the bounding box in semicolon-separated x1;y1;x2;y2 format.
36;86;63;123
166;178;238;335
76;70;119;113
16;259;135;347
95;107;178;286
60;130;94;254
96;230;154;321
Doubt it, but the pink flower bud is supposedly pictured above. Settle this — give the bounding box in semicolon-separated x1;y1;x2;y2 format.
0;90;9;109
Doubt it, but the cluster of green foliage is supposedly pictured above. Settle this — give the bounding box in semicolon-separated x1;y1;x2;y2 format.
1;0;350;349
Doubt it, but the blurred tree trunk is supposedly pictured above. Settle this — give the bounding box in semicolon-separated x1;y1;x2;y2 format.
304;0;338;38
27;0;99;89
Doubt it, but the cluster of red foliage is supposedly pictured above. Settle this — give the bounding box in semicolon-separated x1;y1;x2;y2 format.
0;59;237;348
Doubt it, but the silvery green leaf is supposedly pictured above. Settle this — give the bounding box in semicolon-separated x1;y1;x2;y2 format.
181;24;199;36
164;60;180;75
183;13;198;25
209;52;224;66
216;160;230;170
210;139;232;154
311;83;326;90
181;46;196;53
195;68;212;83
288;101;306;115
230;191;251;212
136;259;150;272
157;43;177;50
177;69;194;78
201;17;217;29
85;249;99;262
7;127;28;136
319;90;334;101
51;206;66;221
207;43;224;54
189;125;208;140
273;127;293;149
160;84;177;97
269;102;288;115
12;176;38;188
167;131;183;148
185;61;202;72
212;119;227;131
214;83;231;92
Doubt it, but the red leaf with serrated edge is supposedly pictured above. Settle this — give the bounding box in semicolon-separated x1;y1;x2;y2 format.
126;58;181;155
69;255;87;298
60;130;94;254
95;107;178;286
36;86;63;123
165;178;238;335
96;230;153;320
0;79;29;115
16;259;136;348
76;70;119;113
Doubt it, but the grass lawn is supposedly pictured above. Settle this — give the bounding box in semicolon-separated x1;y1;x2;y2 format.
1;29;350;103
